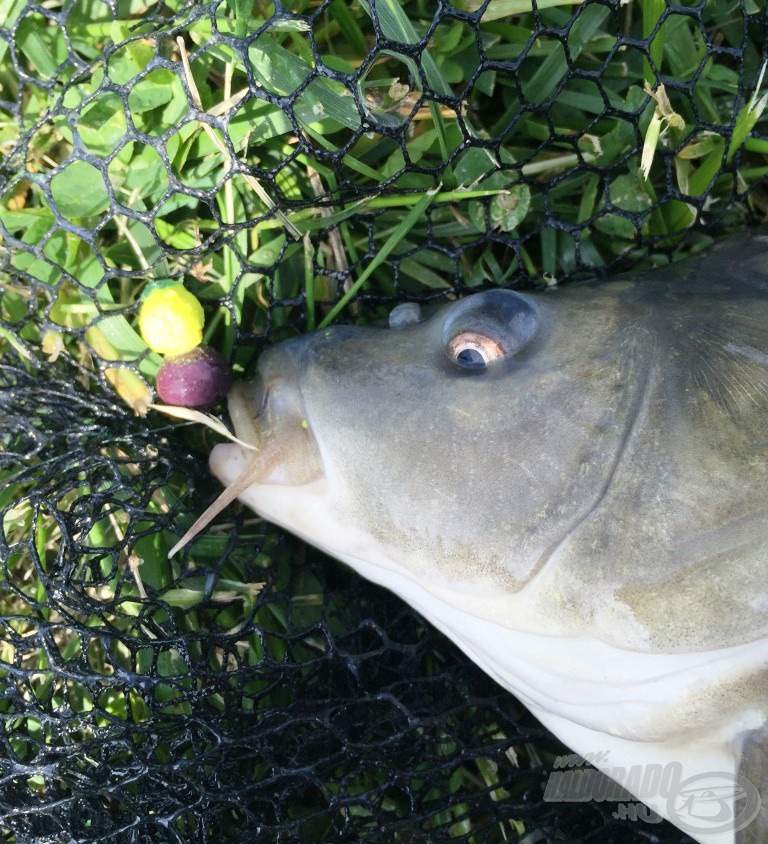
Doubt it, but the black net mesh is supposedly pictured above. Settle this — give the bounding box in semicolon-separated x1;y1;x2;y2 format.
1;0;767;841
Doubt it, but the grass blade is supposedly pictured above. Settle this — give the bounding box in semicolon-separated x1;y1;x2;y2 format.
727;61;768;164
318;186;441;328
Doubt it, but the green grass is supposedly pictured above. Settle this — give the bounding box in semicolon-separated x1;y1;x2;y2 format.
1;0;765;402
0;0;767;840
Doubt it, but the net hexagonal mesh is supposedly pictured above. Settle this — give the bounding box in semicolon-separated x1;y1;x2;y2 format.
0;0;766;841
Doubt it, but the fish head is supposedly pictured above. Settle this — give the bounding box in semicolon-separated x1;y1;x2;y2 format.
209;287;643;603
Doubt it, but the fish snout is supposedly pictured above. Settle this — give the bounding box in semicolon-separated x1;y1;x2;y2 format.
225;363;323;487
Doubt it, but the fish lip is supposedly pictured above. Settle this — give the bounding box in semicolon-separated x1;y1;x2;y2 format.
226;360;326;486
227;375;267;448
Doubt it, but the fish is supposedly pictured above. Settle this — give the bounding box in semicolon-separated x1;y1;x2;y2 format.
171;230;768;843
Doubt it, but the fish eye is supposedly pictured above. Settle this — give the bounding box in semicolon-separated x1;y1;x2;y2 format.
447;331;504;369
441;290;540;372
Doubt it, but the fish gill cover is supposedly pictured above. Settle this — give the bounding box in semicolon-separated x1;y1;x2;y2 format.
0;0;766;841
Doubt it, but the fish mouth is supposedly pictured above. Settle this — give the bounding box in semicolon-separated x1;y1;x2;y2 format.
226;372;268;448
225;372;324;486
167;366;324;558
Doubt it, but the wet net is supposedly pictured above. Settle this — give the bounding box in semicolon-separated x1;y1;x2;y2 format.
1;0;767;841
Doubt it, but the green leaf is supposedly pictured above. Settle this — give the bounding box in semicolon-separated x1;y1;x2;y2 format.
642;0;666;84
523;4;610;104
50;161;110;219
106;31;155;84
249;38;361;132
727;61;768;163
398;255;451;289
360;0;451;97
684;135;725;197
126;68;188;134
248;37;313;97
127;69;177;113
472;184;531;233
452;148;499;186
76;94;128;155
464;0;584;21
0;207;56;242
294;77;361;132
14;13;69;80
0;0;26;65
